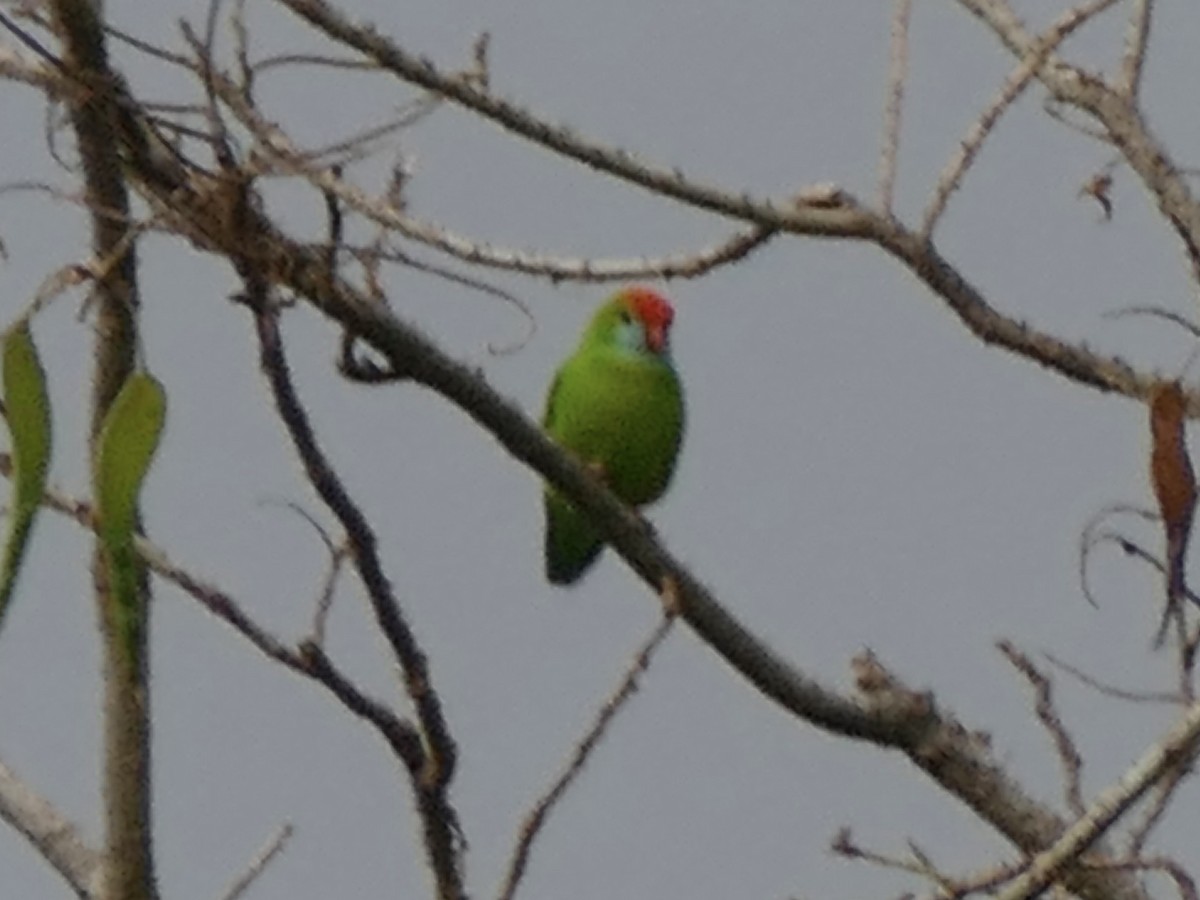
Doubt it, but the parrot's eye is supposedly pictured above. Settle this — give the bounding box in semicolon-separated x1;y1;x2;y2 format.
618;310;633;324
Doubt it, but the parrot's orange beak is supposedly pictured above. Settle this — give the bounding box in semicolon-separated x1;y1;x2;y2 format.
645;324;666;353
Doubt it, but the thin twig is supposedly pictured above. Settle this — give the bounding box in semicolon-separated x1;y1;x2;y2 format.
104;23;192;69
1078;503;1173;612
498;614;677;900
1103;306;1200;340
349;242;538;358
1084;526;1200;662
250;51;380;75
1044;652;1183;705
310;542;347;647
831;827;934;878
254;498;345;646
922;0;1123;237
218;822;294;900
998;641;1085;816
877;0;911;214
231;0;253;98
1118;0;1154;99
1043;94;1112;142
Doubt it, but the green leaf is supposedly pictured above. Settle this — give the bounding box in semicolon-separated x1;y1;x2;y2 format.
0;322;52;635
94;371;166;658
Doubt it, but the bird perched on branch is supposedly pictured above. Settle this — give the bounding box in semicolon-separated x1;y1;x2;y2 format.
542;287;685;585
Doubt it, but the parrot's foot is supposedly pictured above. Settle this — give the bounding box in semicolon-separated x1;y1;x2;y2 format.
584;459;608;482
658;574;682;618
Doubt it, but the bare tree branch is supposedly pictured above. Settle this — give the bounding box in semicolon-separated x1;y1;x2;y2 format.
246;0;1153;400
220;82;777;282
0;453;433;795
958;0;1200;282
922;0;1122;237
0;756;102;899
272;0;874;231
241;293;465;898
995;698;1200;899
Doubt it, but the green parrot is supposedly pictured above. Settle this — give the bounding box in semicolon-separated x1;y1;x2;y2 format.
542;286;686;585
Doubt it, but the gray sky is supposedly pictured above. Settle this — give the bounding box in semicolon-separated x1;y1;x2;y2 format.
2;1;1199;897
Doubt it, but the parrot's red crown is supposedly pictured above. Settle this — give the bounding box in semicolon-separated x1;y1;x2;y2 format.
622;287;675;332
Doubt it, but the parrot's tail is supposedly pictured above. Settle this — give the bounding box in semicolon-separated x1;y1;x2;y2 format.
544;493;604;586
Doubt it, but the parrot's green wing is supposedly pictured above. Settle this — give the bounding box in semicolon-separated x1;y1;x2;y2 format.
542;368;605;585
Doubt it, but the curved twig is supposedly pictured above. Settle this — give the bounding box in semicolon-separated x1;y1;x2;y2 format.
498;615;676;900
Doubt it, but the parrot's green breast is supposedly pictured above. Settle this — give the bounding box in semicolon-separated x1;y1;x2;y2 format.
542;344;684;585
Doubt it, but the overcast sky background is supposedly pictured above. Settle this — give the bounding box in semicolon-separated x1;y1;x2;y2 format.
2;1;1200;898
